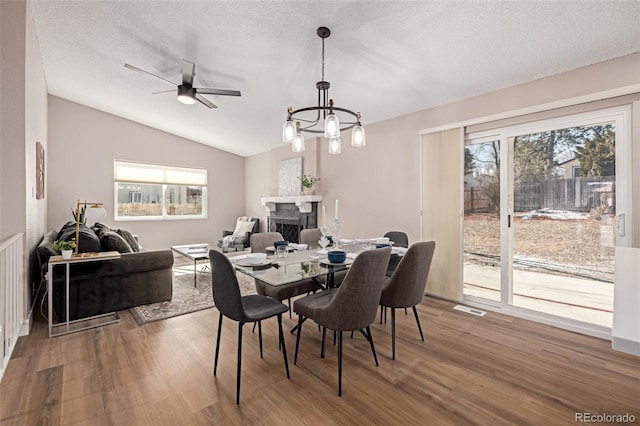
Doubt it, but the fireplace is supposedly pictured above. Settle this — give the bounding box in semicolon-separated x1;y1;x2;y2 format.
261;195;322;243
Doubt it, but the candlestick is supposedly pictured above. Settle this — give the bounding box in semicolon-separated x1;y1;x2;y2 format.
335;199;339;220
322;205;327;228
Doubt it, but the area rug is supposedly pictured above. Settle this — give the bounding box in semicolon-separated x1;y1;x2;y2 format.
129;264;257;325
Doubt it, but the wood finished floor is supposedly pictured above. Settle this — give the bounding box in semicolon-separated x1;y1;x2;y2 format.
1;297;638;425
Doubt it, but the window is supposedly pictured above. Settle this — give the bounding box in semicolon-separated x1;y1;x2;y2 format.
114;160;207;220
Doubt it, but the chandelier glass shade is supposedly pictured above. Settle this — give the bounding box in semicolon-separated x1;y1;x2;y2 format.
282;27;365;154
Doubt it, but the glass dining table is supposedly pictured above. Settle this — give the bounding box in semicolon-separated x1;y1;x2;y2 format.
232;249;351;290
232;242;407;289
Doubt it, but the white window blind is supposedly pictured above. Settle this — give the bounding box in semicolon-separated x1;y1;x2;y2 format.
114;160;207;186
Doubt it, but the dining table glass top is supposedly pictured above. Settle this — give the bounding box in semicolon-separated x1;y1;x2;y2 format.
231;242;406;287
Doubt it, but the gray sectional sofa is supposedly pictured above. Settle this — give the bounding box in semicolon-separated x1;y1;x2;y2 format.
38;222;174;321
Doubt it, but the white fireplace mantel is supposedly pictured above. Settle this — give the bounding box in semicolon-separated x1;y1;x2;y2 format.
260;195;322;214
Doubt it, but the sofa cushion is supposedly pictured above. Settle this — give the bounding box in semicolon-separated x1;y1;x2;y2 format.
116;229;140;252
37;230;59;274
91;222;110;237
100;231;133;253
57;221;101;253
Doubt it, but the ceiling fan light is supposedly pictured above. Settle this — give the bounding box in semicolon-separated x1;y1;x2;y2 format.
324;113;340;138
177;85;196;104
328;136;341;155
282;120;296;143
292;132;305;153
351;125;366;147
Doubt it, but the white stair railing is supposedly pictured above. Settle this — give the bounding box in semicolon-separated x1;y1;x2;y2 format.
0;233;25;382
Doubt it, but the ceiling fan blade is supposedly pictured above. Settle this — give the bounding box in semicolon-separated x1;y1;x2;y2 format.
124;63;177;86
196;94;217;109
183;60;195;86
196;88;241;97
152;89;176;94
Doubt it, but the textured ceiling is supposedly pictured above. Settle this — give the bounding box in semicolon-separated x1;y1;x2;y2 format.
29;1;640;157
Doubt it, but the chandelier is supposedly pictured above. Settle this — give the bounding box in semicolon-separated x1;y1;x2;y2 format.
282;26;366;155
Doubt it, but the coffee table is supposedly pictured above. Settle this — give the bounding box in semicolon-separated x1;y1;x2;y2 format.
170;243;211;287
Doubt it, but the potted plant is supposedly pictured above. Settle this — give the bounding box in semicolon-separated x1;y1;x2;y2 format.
53;239;76;259
299;174;320;195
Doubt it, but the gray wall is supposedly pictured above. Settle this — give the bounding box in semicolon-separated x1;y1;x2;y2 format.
47;97;246;250
0;0;27;242
0;0;48;317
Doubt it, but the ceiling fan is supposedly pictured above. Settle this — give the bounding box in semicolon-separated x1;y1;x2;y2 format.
124;59;241;109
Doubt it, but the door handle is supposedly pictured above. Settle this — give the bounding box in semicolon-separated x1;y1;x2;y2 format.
614;213;625;237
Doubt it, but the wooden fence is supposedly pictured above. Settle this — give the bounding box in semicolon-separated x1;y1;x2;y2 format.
465;177;615;213
117;203;202;216
514;177;615;212
464;187;492;213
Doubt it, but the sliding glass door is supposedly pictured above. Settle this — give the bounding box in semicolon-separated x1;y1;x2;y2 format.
463;106;631;331
463;137;501;303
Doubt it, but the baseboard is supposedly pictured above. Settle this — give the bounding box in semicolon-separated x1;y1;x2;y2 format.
612;337;640;357
461;298;612;341
21;279;46;337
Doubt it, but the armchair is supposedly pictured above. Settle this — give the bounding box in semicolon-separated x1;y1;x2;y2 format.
217;217;260;251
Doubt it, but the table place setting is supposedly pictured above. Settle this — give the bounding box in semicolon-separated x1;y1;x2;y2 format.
228;254;248;263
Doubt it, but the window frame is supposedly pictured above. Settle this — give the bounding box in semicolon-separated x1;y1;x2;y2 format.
113;161;208;221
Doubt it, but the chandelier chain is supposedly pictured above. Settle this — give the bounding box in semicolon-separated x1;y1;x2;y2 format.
321;36;325;82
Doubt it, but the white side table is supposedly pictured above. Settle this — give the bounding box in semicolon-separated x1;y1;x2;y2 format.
47;251;121;337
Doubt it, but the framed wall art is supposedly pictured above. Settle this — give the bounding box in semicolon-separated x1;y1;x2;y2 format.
36;141;45;199
278;157;302;196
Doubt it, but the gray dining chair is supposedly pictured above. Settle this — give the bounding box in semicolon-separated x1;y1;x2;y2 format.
379;241;436;360
209;250;290;404
293;247;392;396
384;231;409;248
250;232;321;316
299;228;322;248
384;231;408;278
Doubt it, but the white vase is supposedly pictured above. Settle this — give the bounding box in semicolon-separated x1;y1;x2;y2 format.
61;249;73;259
303;187;314;196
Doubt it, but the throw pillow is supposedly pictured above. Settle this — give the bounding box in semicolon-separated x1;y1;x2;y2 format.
91;222;111;238
37;230;59;270
57;222;101;253
116;229;140;252
100;231;133;254
232;219;256;237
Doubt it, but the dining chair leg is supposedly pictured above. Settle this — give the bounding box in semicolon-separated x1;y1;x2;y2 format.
412;306;424;341
359;327;379;366
252;322;257;333
213;314;223;376
405;308;408;315
391;308;396;360
258;320;263;358
288;298;292;318
321;327;326;358
379;306;383;324
337;330;343;397
294;316;304;365
277;314;290;378
236;322;244;405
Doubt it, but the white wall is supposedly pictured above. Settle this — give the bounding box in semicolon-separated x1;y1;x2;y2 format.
613;247;640;356
47;97;246;251
245;53;640;246
25;4;48;300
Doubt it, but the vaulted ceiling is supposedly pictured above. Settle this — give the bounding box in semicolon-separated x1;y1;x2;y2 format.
29;1;640;157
